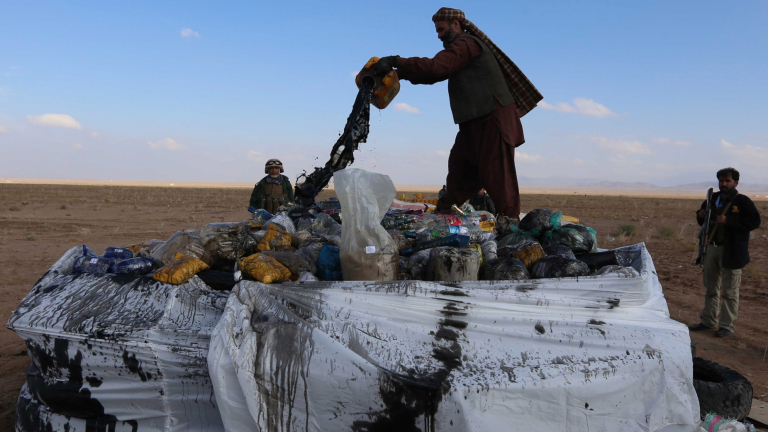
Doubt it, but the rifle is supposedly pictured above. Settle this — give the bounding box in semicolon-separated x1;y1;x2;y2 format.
695;188;714;265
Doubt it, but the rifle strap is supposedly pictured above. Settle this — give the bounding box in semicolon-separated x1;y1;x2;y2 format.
707;194;738;243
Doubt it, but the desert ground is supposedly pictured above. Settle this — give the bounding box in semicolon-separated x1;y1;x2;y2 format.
0;183;766;430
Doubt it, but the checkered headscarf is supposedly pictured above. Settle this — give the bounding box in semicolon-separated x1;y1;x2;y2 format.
432;7;543;116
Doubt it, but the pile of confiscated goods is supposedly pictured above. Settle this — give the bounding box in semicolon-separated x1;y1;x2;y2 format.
68;204;638;287
9;170;716;432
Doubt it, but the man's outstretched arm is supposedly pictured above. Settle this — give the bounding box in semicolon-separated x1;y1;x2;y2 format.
395;36;481;85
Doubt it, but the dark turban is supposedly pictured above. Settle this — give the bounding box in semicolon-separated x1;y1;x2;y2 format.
432;7;543;116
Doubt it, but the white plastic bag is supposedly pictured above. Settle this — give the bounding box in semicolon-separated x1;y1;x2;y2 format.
334;169;398;281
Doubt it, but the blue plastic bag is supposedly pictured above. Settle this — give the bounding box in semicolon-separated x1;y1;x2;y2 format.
317;245;342;281
73;255;114;275
108;257;154;276
104;247;134;260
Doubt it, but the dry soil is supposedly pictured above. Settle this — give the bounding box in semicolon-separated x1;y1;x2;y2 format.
0;184;766;431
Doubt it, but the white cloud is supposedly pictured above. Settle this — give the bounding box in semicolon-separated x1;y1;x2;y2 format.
72;143;84;150
515;150;543;163
652;137;692;147
720;139;768;166
393;103;422;114
593;136;652;155
90;131;100;138
539;98;617;118
148;138;185;151
26;114;83;130
435;150;450;158
180;28;200;38
246;150;264;162
0;124;7;133
350;71;359;78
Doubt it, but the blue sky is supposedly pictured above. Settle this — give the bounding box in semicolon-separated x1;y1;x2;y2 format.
1;1;767;186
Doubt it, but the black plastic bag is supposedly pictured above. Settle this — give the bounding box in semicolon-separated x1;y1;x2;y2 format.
519;209;559;232
261;251;316;275
541;225;595;254
531;255;590;278
108;257;154;276
542;244;576;260
481;257;530;281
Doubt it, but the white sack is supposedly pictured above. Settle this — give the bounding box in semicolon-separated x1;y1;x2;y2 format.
334;168;398;280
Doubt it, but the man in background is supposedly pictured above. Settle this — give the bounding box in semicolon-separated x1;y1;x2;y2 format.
469;188;496;215
689;167;761;338
249;159;294;214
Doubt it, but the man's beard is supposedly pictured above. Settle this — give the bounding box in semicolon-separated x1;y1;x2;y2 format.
441;28;459;48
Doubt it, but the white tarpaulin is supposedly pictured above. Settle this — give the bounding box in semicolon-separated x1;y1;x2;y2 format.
7;246;227;432
208;243;699;432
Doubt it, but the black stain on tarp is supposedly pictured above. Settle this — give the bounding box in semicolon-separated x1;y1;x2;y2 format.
25;337;118;431
122;350;152;382
437;289;469;297
587;319;606;325
351;295;468;431
535;321;546;334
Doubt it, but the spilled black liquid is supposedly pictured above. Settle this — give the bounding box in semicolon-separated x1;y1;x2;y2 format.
294;83;373;207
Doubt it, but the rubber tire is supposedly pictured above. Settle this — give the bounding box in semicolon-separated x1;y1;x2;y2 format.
693;357;753;420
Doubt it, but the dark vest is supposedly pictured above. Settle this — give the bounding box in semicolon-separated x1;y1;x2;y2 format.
448;34;515;124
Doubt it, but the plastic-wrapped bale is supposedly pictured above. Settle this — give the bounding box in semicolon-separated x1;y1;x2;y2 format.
200;222;258;266
291;230;313;248
315;225;342;237
153;253;210;285
519;209;561;232
497;240;546;270
295;216;315;232
257;224;292;252
252;230;268;244
543;244;576;260
10;257;228;431
481;257;530;280
387;229;414;252
261;251;316;276
321;234;342;247
498;225;540;247
531;255;590;279
595;265;640;277
296;241;327;269
207;243;701;432
133;239;165;259
317;245;343;281
310;213;338;234
425;247;481;281
405;249;432;280
73;255;114;275
108;257;155;276
152;230;208;266
541;224;595;254
480;240;498;262
264;213;296;234
238;254;291;284
103;247;133;260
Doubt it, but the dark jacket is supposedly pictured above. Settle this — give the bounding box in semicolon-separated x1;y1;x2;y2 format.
447;35;515;124
249;175;294;209
697;190;761;269
469;194;496;215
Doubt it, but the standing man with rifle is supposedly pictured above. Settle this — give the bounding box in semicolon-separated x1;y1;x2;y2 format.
689;168;761;337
